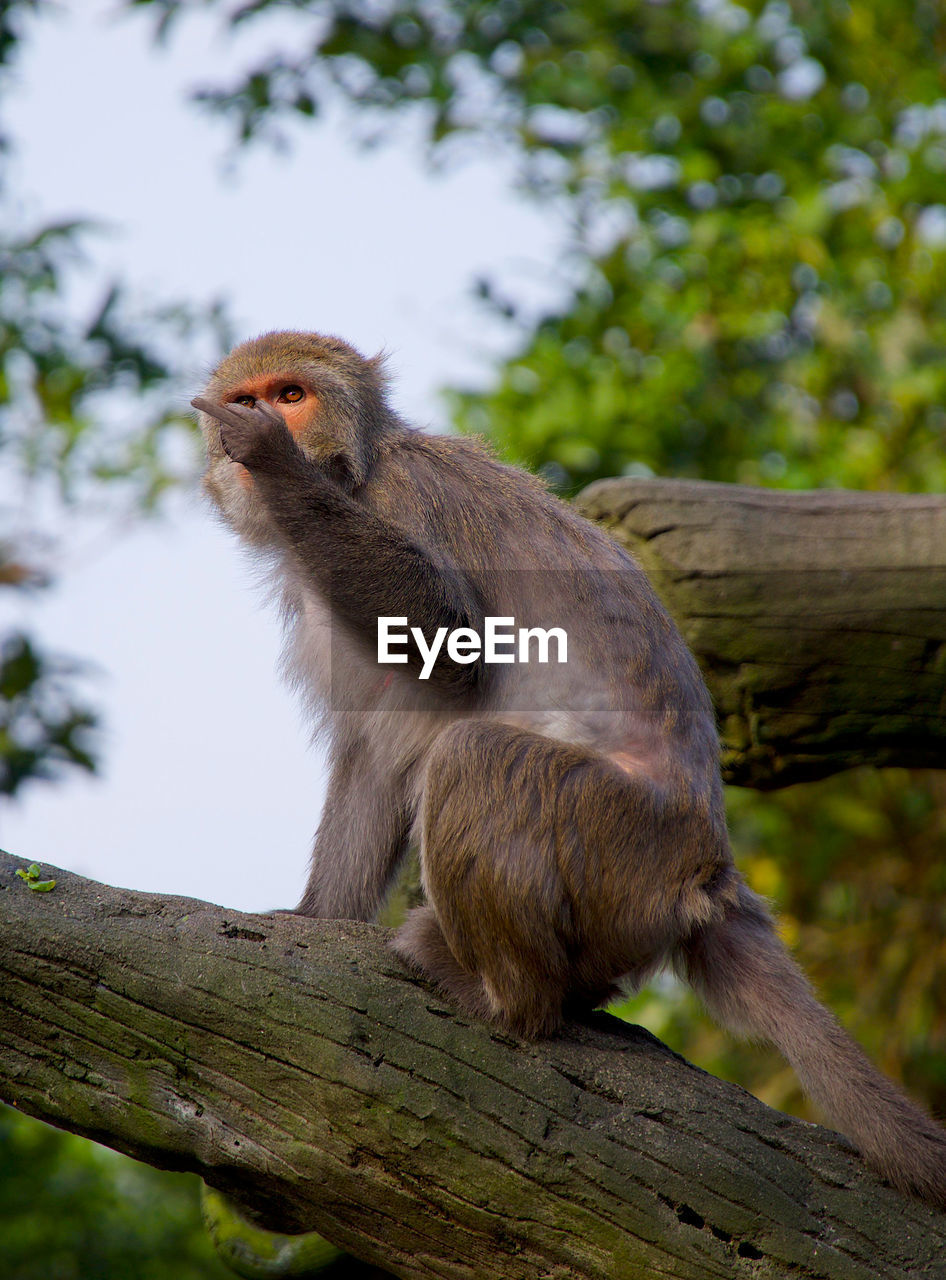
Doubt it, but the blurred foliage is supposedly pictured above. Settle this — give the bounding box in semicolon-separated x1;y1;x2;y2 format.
202;1185;395;1278
132;0;946;494
0;224;227;511
0;0;228;801
0;1105;233;1280
128;0;946;1126
0;632;97;797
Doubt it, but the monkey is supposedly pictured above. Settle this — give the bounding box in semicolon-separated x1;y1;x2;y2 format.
192;329;946;1212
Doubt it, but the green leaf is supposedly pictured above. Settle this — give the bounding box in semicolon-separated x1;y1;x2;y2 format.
26;878;56;892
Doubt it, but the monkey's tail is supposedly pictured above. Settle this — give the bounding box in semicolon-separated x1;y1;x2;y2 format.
676;879;946;1210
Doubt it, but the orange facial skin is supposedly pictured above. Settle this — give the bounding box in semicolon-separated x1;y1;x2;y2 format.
223;374;316;487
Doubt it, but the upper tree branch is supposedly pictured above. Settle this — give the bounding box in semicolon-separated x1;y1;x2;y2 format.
578;478;946;787
1;851;943;1280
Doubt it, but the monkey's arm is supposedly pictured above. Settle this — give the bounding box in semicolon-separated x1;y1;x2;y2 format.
296;743;410;920
193;397;484;696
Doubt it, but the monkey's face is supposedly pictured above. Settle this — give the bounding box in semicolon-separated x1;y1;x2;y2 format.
196;330;387;542
205;372;318;480
196;371;316;544
222;375;315;442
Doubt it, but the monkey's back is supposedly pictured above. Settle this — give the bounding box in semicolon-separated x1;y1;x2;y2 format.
367;430;721;790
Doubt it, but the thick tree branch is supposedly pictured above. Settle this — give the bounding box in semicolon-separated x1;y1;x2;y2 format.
1;852;943;1279
578;478;946;787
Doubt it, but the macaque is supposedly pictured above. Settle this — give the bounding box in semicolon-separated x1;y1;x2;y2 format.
193;330;946;1211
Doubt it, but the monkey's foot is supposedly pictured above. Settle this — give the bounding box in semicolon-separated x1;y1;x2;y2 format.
391;906;496;1023
392;906;570;1039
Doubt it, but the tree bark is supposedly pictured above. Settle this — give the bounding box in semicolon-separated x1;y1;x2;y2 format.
1;852;944;1280
577;478;946;787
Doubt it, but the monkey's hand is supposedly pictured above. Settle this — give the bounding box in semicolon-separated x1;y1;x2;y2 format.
191;397;299;473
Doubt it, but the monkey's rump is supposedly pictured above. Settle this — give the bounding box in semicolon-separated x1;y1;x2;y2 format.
402;718;727;1039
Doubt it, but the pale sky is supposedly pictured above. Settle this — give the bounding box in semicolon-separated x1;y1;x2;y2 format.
1;1;568;910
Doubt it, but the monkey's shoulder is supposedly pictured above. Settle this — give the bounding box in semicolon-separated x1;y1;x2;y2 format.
371;428;630;569
383;428;548;493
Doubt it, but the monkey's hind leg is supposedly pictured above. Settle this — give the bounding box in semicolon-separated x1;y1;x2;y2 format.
392;721;594;1039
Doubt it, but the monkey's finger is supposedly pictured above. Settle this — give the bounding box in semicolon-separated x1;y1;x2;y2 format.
255;400;288;427
190;396;255;430
192;396;289;434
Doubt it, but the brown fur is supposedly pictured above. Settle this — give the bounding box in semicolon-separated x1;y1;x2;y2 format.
194;331;946;1210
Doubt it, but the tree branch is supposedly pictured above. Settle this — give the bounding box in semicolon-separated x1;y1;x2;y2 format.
577;478;946;787
1;851;943;1279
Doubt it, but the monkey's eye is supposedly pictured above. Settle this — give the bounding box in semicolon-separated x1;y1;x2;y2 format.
278;385;305;403
233;395;256;407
